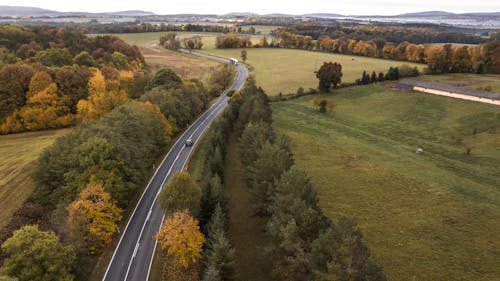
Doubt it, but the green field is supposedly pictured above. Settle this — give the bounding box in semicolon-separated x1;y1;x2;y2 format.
101;32;263;50
415;73;500;93
239;25;281;34
0;129;68;230
272;84;500;281
202;48;425;95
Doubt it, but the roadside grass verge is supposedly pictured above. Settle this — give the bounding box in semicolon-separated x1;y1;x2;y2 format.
272;84;500;281
223;132;273;281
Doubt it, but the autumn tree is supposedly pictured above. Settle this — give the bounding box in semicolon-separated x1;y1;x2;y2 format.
160;32;181;51
159;172;201;216
65;183;122;254
77;68;128;119
426;46;449;74
0;64;34;121
209;64;235;97
156;210;205;267
0;225;75;281
451;46;472;73
482;40;500;74
316;62;342;92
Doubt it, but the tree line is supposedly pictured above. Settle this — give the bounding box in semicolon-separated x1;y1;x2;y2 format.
0;66;219;281
271;29;500;74
0;25;147;134
273;24;488;45
85;22;235;34
235;78;387;280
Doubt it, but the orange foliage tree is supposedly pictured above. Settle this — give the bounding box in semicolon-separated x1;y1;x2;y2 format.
65;183;122;254
155;210;205;268
77;68;128;120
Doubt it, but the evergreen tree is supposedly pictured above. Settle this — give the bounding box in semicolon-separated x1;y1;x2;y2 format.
371;71;378;83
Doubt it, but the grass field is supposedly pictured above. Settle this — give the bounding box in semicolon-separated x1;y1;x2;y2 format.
272;84;500;281
202;48;426;95
415;73;500;93
0;129;68;230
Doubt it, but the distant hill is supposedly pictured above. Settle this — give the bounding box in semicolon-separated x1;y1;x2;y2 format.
0;5;155;17
0;5;60;17
264;13;295;17
398;11;456;17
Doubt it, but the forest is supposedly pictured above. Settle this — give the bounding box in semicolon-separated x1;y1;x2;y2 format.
0;25;146;134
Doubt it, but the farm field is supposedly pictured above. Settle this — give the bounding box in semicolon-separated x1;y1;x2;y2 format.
272;84;500;281
0;129;68;230
202;48;425;95
139;46;221;84
415;73;500;93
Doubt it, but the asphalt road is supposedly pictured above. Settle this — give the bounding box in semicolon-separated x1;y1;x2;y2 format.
102;54;248;281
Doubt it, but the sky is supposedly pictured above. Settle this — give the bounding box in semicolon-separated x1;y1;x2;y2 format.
0;0;499;15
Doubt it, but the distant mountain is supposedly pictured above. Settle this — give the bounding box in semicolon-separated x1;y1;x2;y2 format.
264;13;295;17
461;12;500;16
0;5;155;17
303;13;344;18
398;11;456;17
0;5;61;17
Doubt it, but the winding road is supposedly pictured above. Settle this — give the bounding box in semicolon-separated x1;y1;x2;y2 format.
102;52;248;281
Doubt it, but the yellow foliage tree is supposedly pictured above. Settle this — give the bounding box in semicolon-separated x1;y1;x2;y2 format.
155;210;205;268
65;183;122;254
77;68;128;120
27;71;52;98
21;82;71;130
141;101;174;143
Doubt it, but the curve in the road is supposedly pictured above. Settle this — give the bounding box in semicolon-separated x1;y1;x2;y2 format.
102;53;247;281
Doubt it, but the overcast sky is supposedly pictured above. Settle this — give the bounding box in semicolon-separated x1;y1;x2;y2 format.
0;0;499;15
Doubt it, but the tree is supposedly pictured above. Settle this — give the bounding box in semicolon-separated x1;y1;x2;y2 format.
451;46;472;73
73;51;98;67
65;183;123;254
481;40;500;74
146;67;183;90
209;64;235;97
111;52;129;70
240;50;247;62
0;64;34;121
426;46;448;74
316;62;342;92
246;141;294;215
33;48;72;67
77;68;128;119
155;210;205;268
159;171;201;216
160;32;181;51
0;225;75;281
310;217;387;281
